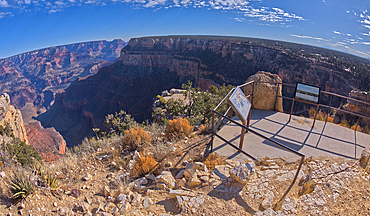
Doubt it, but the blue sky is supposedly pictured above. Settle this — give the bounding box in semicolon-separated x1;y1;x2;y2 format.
0;0;369;59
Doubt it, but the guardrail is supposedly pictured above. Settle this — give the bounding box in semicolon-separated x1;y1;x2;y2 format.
210;80;370;210
211;80;304;210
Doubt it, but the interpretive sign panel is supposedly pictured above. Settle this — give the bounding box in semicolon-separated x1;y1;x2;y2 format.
294;82;321;104
228;87;251;123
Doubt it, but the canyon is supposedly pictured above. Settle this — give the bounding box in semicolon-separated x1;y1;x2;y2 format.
37;36;370;147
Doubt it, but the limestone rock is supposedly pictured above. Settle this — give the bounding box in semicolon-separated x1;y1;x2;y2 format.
82;173;92;181
244;71;283;112
187;174;202;187
229;164;251;184
0;94;29;145
214;165;230;181
261;197;273;209
169;189;195;198
155;171;176;190
359;147;370;169
176;195;205;212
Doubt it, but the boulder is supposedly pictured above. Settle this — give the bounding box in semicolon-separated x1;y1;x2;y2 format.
359;147;370;169
155;171;176;190
244;71;283;112
229;164;251;184
214;165;230;181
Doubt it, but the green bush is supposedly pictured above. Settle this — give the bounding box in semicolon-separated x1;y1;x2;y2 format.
104;110;138;135
6;138;42;166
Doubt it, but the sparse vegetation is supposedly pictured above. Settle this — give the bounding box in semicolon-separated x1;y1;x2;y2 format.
165;117;194;140
6;138;41;166
133;152;158;177
203;153;226;170
121;127;150;152
7;171;36;201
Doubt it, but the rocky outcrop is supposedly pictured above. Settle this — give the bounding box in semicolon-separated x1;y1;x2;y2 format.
244;71;283;112
0;39;126;123
38;36;370;146
25;121;66;161
0;93;29;145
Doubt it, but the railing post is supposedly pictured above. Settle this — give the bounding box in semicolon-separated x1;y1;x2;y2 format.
289;98;295;122
325;94;333;124
312;104;319;128
211;110;214;153
274;82;280;111
251;80;255;106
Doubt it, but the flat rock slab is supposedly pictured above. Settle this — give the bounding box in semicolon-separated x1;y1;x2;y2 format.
212;109;370;163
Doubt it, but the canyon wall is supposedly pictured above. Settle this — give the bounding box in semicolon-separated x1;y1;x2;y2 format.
38;36;370;146
0;39;126;123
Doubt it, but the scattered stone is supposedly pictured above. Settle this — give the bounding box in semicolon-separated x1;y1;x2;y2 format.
142;197;152;208
20;203;25;209
261;197;273;209
71;189;81;198
175;170;185;179
176;195;205;212
176;178;186;188
214;165;230;181
145;174;156;181
156;171;176;190
225;159;241;168
0;171;5;178
106;173;115;179
187;173;202;187
103;186;111;197
53;202;57;207
59;207;70;216
193;162;208;173
117;194;127;204
229;164;251;184
82;173;92;181
103;202;116;213
169;189;195;198
359;147;370;169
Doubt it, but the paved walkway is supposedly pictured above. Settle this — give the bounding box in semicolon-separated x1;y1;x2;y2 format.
212;109;370;163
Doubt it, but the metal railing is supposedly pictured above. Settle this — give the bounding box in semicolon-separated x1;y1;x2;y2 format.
210;80;370;210
211;80;305;211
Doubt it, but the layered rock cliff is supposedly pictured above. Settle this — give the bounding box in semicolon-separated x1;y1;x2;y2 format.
0;93;29;145
38;36;370;146
0;39;126;123
25;121;66;161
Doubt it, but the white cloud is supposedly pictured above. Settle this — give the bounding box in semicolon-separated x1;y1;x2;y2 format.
234;17;245;22
0;0;9;7
0;11;11;18
24;0;31;4
347;33;352;36
290;34;328;41
333;31;341;34
144;0;167;7
362;42;370;45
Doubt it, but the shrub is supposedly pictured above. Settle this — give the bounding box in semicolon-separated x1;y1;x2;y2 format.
203;153;226;170
133;152;158;177
7;172;36;201
339;119;350;128
165;117;194;140
121;127;150;151
6;138;42;166
105;110;138;135
197;124;210;135
351;124;362;132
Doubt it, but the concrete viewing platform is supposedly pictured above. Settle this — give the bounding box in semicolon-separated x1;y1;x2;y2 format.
212;109;370;163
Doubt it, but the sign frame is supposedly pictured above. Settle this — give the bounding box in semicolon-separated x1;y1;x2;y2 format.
228;86;252;124
294;82;321;104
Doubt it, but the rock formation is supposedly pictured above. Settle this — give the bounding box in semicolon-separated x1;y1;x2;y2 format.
0;39;126;123
0;93;29;145
25;121;66;161
244;71;283;112
38;36;370;146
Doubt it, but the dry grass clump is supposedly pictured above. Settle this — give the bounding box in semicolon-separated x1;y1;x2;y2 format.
133;152;158;177
165;117;194;140
351;124;362;131
197;124;210;135
203;153;226;170
121;127;150;151
308;108;334;122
